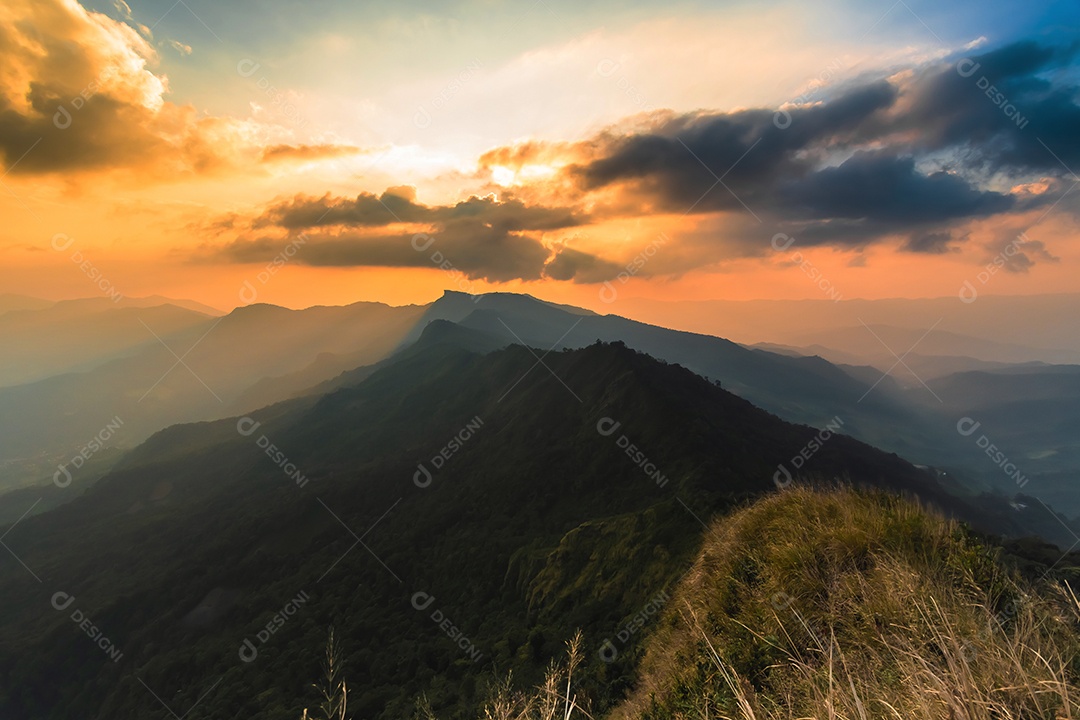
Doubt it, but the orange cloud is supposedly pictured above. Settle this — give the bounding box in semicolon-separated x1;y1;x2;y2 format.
0;0;353;180
260;144;366;163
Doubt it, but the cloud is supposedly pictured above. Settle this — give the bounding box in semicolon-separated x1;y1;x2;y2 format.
483;39;1078;266
570;81;899;209
0;0;224;176
777;152;1013;225
256;190;584;232
543;246;624;283
560;80;1027;241
260;144;366;163
218;189;590;282
208;36;1078;284
0;0;353;179
902;231;956;254
165;39;193;56
992;231;1062;273
220;221;553;283
111;0;132;20
901;41;1080;172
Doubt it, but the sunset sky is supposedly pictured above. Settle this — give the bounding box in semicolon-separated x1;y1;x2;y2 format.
2;0;1078;313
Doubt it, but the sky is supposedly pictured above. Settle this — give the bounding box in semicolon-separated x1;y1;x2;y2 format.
1;0;1079;314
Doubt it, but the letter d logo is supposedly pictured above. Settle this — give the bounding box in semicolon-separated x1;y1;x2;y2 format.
598;281;618;304
959;280;978;304
956;58;981;78
54;464;73;488
773;464;793;489
51;233;75;252
238;638;258;662
237;416;261;436
53;105;72;129
239;280;258;305
411;233;435;252
51;591;75;611
414;463;433;488
411;591;436;611
956;417;981;437
236;59;261;78
771;233;796;251
414;106;432;129
596;417;621;437
598;639;619;663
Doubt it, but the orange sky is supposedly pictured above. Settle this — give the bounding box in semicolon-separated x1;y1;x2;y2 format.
1;0;1077;316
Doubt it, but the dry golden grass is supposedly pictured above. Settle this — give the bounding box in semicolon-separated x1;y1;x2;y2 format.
612;487;1080;720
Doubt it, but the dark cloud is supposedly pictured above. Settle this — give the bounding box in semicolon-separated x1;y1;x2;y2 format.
1001;236;1061;273
778;152;1013;224
569;81;898;219
903;231;955;254
227;185;591;282
256;191;435;229
543;246;624;283
1;78;172;175
903;41;1080;172
557;40;1078;256
222;218;563;283
259;191;584;232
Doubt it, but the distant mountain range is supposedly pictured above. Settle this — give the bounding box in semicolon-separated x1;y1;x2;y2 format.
2;290;1077;527
0;296;215;387
0;298;425;490
617;294;1080;363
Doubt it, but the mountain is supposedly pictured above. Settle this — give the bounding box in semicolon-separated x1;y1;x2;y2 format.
387;293;1080;516
3;290;1073;533
920;365;1080;516
796;324;1069;366
0;294;54;316
0;300;424;492
0;335;1028;720
0;298;214;387
384;292;964;474
615;294;1080;363
749;341;1045;381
